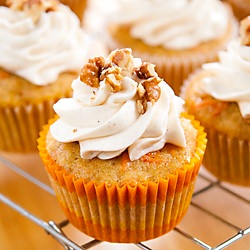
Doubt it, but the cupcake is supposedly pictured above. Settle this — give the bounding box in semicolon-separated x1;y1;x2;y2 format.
0;0;107;153
38;48;207;243
59;0;87;22
181;17;250;187
106;0;238;95
223;0;250;21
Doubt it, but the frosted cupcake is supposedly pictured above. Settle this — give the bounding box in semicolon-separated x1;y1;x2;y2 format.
181;17;250;186
0;0;107;153
38;48;207;243
106;0;238;94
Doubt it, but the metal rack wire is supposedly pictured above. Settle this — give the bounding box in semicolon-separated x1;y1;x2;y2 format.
0;155;249;250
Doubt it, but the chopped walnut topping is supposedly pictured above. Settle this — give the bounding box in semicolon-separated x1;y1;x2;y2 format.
80;57;105;88
7;0;59;23
136;77;162;114
240;16;250;46
109;48;134;76
135;62;161;113
137;99;147;115
135;62;157;79
101;66;122;92
142;77;162;104
137;83;146;98
79;49;163;114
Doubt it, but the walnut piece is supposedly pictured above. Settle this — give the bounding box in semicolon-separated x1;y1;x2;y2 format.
142;77;161;104
137;99;147;115
135;62;157;79
109;48;134;76
240;16;250;46
135;62;162;113
7;0;59;23
79;49;163;114
80;57;105;88
101;66;122;92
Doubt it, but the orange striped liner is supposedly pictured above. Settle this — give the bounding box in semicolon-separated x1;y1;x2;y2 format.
38;113;207;242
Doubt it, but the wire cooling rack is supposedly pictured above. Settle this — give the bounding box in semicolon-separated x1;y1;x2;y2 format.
0;155;249;250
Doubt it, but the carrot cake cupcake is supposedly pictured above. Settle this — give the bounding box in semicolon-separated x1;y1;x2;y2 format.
0;0;107;153
181;17;250;186
106;0;238;95
38;48;207;242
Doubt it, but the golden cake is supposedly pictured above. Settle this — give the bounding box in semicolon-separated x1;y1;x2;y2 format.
181;17;250;186
106;0;238;95
38;48;207;242
0;0;106;153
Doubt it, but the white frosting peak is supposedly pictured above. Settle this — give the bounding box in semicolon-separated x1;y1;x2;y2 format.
202;40;250;119
112;0;229;50
50;49;186;161
0;5;105;85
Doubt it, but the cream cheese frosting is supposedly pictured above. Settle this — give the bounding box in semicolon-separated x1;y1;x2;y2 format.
50;49;186;161
112;0;230;50
202;39;250;119
0;4;102;85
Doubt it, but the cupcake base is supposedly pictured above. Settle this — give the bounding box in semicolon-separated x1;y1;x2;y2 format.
46;164;197;243
38;114;207;243
0;100;55;153
203;128;250;187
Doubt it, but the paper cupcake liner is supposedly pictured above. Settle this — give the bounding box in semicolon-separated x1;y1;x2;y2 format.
38;114;207;243
0;100;54;153
0;89;72;153
202;127;250;187
60;0;87;22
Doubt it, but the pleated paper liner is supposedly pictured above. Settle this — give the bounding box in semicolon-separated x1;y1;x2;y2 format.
0;93;71;153
202;127;250;187
38;114;207;243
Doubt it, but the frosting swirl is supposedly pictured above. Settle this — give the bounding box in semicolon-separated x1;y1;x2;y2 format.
0;4;98;85
112;0;229;50
202;39;250;119
50;49;186;161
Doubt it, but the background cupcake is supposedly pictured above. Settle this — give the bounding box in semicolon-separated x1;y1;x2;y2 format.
106;0;238;95
0;0;107;153
38;48;207;243
181;17;250;186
